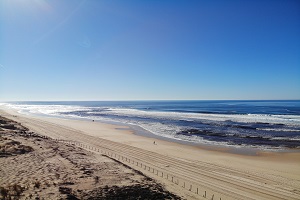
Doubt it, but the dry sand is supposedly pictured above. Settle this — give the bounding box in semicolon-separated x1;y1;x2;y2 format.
0;114;180;199
1;107;300;200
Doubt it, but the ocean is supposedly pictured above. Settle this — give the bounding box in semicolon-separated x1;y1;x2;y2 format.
2;100;300;150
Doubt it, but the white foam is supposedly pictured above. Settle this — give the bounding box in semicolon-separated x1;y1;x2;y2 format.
5;104;300;126
3;103;92;116
257;128;300;132
271;137;300;141
106;108;300;126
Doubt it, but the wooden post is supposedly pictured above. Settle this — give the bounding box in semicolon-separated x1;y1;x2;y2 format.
196;188;198;194
183;182;185;188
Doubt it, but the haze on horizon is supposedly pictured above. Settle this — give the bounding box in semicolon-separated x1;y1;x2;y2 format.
0;0;299;101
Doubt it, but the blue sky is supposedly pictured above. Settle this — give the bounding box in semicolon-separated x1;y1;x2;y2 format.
0;0;299;101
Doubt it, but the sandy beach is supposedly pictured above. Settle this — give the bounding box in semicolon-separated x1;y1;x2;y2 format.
1;107;300;200
0;111;180;199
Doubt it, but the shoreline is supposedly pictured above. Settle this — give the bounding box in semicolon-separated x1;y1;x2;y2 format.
1;107;300;199
1;106;300;158
4;106;298;156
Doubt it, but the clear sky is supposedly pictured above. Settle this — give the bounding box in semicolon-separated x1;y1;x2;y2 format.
0;0;299;101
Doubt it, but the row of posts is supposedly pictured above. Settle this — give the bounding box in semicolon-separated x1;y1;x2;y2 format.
55;139;221;200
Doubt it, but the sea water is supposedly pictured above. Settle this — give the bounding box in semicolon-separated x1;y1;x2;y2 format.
2;100;300;150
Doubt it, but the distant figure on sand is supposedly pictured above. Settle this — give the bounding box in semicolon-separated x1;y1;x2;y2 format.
153;141;156;145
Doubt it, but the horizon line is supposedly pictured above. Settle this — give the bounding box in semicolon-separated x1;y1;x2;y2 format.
1;99;300;102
